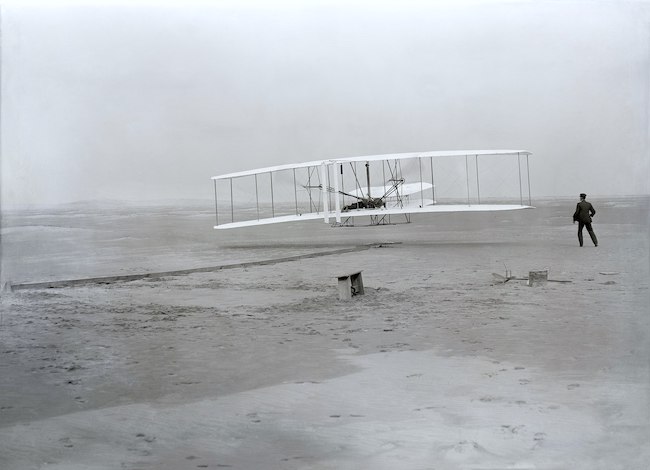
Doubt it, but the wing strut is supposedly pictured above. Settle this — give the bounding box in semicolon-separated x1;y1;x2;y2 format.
255;174;260;220
518;152;523;206
430;156;436;204
230;178;234;222
526;154;532;206
366;162;371;198
320;163;329;223
293;168;298;216
475;154;481;204
213;179;219;226
465;155;471;205
419;158;424;208
333;163;341;223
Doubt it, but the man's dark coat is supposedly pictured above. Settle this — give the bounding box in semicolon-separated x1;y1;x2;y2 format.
573;200;596;223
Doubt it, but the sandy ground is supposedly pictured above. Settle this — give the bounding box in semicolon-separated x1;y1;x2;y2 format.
1;198;649;469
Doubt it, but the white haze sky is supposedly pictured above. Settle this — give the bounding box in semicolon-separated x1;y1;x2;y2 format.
1;0;649;207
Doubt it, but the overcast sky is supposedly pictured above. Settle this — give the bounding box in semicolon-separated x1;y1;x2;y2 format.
1;0;649;207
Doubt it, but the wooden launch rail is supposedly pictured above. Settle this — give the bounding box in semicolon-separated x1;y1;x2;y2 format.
3;245;376;292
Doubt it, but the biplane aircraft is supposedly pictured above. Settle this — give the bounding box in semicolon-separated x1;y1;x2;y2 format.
211;150;533;229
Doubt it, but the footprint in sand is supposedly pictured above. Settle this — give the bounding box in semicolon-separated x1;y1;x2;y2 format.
478;396;501;403
135;432;156;443
128;433;155;457
532;432;547;448
501;424;525;435
441;440;495;460
281;456;309;462
59;437;74;448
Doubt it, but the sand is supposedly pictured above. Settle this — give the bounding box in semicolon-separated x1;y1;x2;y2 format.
1;198;649;469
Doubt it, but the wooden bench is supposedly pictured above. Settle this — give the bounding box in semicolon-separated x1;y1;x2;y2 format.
336;271;364;300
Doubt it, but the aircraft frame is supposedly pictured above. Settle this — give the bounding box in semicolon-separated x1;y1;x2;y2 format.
211;150;533;229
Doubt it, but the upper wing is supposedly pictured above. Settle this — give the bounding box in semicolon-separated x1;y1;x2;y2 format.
212;150;531;180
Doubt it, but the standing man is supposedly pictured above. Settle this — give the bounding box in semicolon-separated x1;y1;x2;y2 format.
573;193;598;247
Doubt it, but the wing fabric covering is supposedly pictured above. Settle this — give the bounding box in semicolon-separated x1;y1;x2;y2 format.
211;150;533;229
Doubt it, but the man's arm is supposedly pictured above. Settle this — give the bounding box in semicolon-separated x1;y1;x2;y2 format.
589;204;596;217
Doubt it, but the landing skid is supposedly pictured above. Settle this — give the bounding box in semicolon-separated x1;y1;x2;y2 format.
332;213;411;227
370;213;411;225
332;217;355;227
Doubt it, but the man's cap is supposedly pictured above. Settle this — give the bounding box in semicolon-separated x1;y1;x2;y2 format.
580;193;587;198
